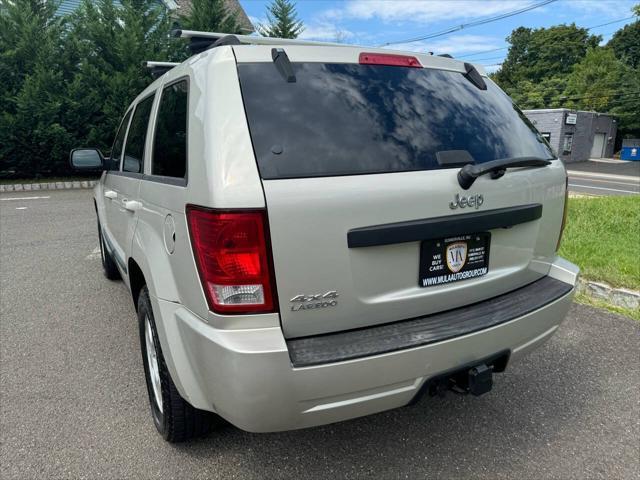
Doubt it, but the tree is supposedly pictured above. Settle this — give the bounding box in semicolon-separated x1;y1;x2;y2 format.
563;48;625;112
64;0;176;154
493;24;600;91
0;0;73;177
491;19;640;141
178;0;242;34
607;5;639;69
508;76;567;109
563;48;640;138
258;0;303;39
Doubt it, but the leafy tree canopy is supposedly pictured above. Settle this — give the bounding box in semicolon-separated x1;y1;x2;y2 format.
258;0;304;39
493;24;600;90
563;48;640;137
607;6;639;68
0;0;71;176
178;0;242;34
492;17;639;140
65;0;178;151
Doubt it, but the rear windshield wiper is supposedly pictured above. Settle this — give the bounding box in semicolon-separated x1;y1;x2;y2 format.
457;156;552;190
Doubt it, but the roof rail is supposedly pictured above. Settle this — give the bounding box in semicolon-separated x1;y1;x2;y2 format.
172;29;350;54
145;61;179;79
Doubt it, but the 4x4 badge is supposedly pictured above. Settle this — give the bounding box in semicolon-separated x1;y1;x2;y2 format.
290;291;339;312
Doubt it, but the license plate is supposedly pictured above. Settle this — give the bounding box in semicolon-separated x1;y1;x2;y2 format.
419;233;491;287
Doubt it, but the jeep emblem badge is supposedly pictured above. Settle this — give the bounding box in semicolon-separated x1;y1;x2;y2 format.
450;193;484;210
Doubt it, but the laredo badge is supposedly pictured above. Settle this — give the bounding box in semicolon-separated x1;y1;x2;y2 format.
446;242;467;273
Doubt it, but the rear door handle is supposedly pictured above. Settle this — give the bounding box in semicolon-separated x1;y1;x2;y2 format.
123;200;142;212
104;190;117;199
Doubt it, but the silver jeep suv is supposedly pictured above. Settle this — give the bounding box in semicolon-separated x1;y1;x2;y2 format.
71;31;579;442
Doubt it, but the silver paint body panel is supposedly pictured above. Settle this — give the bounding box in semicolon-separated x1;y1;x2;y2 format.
92;43;578;432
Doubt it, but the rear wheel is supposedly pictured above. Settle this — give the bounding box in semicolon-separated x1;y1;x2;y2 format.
137;286;216;442
97;220;120;280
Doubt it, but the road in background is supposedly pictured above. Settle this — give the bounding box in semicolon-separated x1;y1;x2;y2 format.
1;190;639;479
567;159;640;196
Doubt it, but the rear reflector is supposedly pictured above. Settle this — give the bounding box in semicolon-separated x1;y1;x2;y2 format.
359;52;422;68
186;206;277;314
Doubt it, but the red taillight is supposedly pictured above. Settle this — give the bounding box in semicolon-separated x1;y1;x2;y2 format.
186;206;277;314
556;175;569;251
359;52;422;68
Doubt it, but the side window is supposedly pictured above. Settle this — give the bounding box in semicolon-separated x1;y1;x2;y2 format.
110;110;132;171
122;93;155;174
152;80;188;179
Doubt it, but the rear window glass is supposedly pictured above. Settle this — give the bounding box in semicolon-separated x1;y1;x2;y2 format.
238;63;555;179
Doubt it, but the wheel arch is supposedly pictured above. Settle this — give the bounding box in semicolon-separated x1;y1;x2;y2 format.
128;258;146;311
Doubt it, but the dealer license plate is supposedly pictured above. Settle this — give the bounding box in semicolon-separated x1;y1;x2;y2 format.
419;233;491;287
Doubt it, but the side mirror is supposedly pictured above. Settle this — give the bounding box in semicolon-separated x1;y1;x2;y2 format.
69;148;104;171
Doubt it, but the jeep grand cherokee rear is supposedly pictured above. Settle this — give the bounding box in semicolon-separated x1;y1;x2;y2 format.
128;43;579;438
165;47;578;433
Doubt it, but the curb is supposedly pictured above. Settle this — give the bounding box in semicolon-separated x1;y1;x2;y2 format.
577;279;640;310
0;180;98;193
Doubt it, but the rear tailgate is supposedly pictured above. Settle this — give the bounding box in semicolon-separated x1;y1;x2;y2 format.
235;47;565;339
263;167;565;338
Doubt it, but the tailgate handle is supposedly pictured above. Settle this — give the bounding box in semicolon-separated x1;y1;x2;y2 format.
347;204;543;248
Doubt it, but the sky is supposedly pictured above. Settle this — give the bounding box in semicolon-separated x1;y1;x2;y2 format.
239;0;638;72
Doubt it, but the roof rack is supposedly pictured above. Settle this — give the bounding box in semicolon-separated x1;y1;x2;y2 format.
172;29;349;54
145;61;180;79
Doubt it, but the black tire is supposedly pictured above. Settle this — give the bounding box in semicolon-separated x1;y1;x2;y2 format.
137;286;216;442
97;220;120;280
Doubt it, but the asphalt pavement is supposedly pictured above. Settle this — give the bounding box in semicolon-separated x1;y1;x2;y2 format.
567;159;639;196
1;190;639;479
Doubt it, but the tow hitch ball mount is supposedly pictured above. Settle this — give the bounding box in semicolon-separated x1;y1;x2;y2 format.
430;363;494;397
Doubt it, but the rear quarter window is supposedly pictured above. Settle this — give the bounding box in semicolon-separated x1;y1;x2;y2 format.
152;80;188;179
237;63;554;179
123;93;155;174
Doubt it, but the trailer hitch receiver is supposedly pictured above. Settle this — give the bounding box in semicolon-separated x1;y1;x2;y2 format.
468;364;493;396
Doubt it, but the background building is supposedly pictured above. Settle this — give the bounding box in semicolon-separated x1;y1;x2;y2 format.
523;109;617;163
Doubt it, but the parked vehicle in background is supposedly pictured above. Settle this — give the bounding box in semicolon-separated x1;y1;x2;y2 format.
71;31;579;442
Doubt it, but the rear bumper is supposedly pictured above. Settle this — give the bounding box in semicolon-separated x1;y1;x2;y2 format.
153;257;578;433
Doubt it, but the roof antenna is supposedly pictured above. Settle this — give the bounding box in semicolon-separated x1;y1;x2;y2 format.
271;48;296;83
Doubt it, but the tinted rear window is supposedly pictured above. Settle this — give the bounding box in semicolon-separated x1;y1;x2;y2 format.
238;63;554;179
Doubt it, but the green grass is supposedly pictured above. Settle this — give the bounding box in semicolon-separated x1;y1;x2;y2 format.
559;196;640;290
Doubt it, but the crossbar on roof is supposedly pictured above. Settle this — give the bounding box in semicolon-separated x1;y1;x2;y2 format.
145;61;180;79
172;29;350;49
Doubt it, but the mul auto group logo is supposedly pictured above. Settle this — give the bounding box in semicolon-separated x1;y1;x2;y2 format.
446;242;467;273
